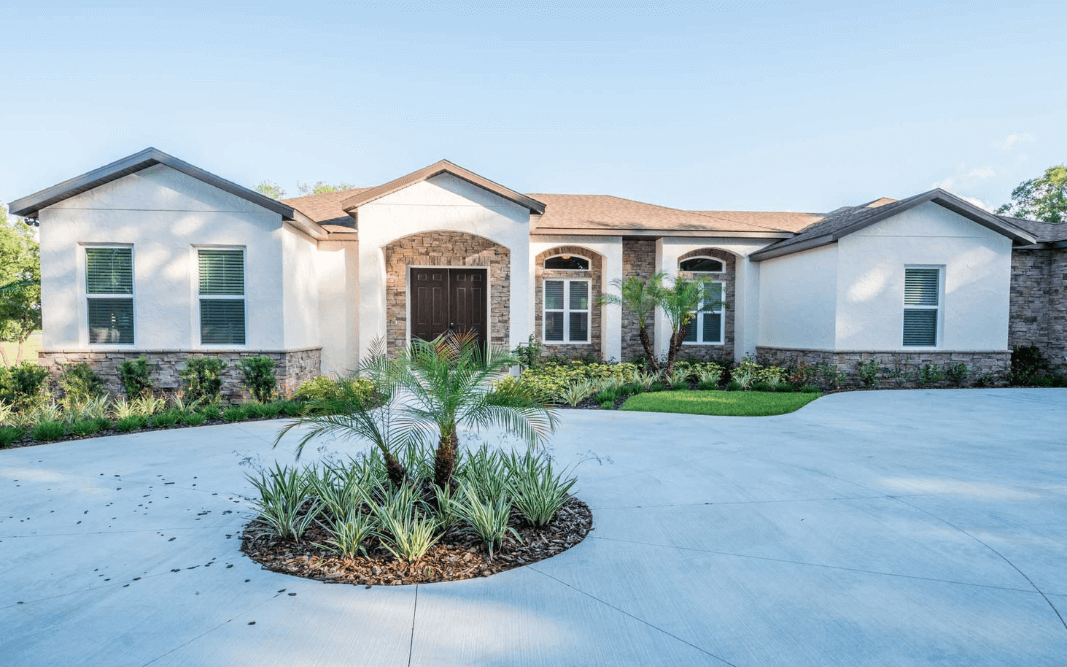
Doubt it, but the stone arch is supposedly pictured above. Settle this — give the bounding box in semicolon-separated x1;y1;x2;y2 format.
534;245;604;359
383;231;511;355
676;247;738;362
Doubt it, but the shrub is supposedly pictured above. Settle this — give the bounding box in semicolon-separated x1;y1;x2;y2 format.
223;406;248;422
751;381;775;392
800;385;822;393
818;364;846;390
1010;346;1050;386
372;483;440;562
238;356;277;403
558;380;595;407
60;363;106;402
512;334;543;370
118;357;154;398
149;410;182;428
914;364;946;388
725;380;742;391
65;395;109;423
944;363;970;387
594;390;617;404
294;375;376;407
115;416;145;433
506;450;576;527
245;401;283;420
276;400;303;418
0;426;25;448
1030;376;1054;387
856;359;881;388
69;420;101;437
180;357;227;403
248;463;321;542
775;383;796;392
0;362;49;411
32;420;66;441
182;412;207;426
697;380;718;391
459;446;510;502
972;372;996;388
649;381;666;392
197;404;222;421
316;509;377;560
455;483;518;559
695;365;723;388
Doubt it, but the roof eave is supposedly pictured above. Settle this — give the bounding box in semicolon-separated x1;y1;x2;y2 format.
532;227;792;239
749;234;836;261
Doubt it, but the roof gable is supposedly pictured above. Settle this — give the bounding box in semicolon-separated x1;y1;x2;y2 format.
339;160;546;214
9;148;298;220
749;189;1038;261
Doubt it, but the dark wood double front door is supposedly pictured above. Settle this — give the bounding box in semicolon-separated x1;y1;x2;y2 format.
409;268;488;346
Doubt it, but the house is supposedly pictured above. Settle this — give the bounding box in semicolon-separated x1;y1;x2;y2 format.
9;148;1066;395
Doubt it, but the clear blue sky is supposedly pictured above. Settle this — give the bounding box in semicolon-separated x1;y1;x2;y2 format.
1;0;1064;214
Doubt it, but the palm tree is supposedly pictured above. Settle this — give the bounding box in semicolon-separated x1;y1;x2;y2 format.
657;275;721;378
597;273;664;374
274;340;409;487
395;332;558;488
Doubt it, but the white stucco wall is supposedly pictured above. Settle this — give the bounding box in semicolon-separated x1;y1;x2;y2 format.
835;202;1013;351
530;235;623;361
654;237;775;360
38;164;291;351
757;244;839;350
316;240;360;376
281;223;321;350
355;173;532;360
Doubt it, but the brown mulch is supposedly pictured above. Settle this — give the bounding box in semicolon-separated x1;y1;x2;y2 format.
240;497;593;587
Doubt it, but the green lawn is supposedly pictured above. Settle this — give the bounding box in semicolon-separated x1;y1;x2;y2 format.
0;332;42;366
620;390;822;417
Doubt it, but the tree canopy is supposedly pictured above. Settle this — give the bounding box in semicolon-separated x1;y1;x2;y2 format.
996;165;1067;223
0;205;42;364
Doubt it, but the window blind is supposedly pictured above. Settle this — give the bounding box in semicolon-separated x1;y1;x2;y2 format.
87;299;134;344
904;269;939;306
86;247;133;295
199;249;246;345
86;247;134;344
199;249;245;296
200;300;246;345
903;268;939;346
903;310;937;346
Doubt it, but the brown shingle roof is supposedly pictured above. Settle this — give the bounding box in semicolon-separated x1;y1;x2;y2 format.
691;210;824;233
282;188;369;225
529;194;799;235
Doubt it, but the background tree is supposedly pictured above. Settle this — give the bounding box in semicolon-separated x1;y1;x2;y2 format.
996;165;1067;223
598;274;664;374
297;181;358;196
255;181;286;199
0;205;42;365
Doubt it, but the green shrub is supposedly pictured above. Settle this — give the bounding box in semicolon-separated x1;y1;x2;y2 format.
32;420;66;442
315;509;377;560
506;450;576;527
182;412;207;426
856;359;881;388
594;390;617;404
0;426;25;448
1030;376;1054;387
372;483;440;562
247;463;321;542
238;356;277;403
0;362;50;411
197;404;222;421
223;406;248;422
944;363;970;387
818;364;846;390
115;416;145;433
697;380;718;391
69;420;103;437
774;384;796;392
649;381;666;392
751;381;775;392
800;385;822;393
294;375;376;407
1009;345;1049;385
914;364;946;388
725;380;742;391
1052;376;1067;388
60;363;106;402
180;357;227;403
277;400;304;418
245;402;283;420
599;399;613;409
118;357;154;398
149;410;182;428
455;483;517;559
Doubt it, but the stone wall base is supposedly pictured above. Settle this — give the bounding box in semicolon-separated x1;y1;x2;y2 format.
755;347;1011;389
38;348;323;400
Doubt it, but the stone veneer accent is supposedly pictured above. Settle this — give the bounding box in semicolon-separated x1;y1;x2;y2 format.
676;248;735;363
534;246;603;359
1009;247;1067;375
383;231;510;356
38;347;322;399
755;347;1011;388
621;239;657;361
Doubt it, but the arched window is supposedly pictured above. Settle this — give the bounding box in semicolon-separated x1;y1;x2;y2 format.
679;257;724;273
544;254;590;270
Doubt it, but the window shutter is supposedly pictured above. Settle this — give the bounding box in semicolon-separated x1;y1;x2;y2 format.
904;269;939;306
199;250;245;295
544;280;564;311
86;248;133;295
200;300;246;345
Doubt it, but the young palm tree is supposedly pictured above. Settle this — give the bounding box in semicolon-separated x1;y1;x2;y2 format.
657;275;721;378
395;332;558;488
274;340;409;487
597;273;664;374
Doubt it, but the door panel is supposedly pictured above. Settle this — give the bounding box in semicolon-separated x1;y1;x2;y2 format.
450;269;487;345
408;268;488;347
409;269;449;342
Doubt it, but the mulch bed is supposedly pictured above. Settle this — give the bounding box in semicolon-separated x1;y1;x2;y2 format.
241;497;593;587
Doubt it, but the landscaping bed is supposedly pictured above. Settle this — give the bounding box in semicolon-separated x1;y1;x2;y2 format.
243;495;592;586
620;389;821;416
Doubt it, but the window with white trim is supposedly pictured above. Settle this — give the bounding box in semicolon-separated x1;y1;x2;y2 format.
543;279;590;343
683;281;725;344
903;267;940;347
680;257;724;272
198;249;246;345
85;246;135;344
544;254;590;270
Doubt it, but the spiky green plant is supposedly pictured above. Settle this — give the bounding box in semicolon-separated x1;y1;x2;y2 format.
668;368;690;390
0;426;25;448
393;332;558;488
371;483;440;563
32;420;66;442
115;416;144;433
111;397;138;420
170;394;201;415
247;463;321;542
149;410;182;428
30;402;63;424
458;444;510;503
0;400;14;426
696;366;723;387
131;394;165;417
69;420;102;437
182;412;207;426
597;273;664;374
505;450;577;527
455;483;519;559
315;509;376;560
558;380;595;407
432;482;461;532
223;406;247;422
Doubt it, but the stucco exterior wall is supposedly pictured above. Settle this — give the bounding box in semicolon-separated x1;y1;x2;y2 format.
835;202;1012;352
38;164;290;352
282;223;321;350
757;244;839;351
355;173;531;361
316;240;360;376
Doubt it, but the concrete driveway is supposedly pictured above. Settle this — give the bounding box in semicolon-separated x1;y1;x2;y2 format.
2;389;1066;666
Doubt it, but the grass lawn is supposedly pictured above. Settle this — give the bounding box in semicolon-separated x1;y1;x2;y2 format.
620;390;822;416
0;331;42;366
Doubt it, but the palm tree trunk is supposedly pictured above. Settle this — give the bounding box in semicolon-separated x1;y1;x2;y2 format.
433;428;459;488
639;326;660;374
383;451;407;488
664;328;687;378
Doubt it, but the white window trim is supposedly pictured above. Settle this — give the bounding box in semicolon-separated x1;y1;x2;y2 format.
542;277;591;344
84;244;136;347
194;245;248;349
543;253;592;271
682;280;725;346
679;256;725;273
901;265;943;349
